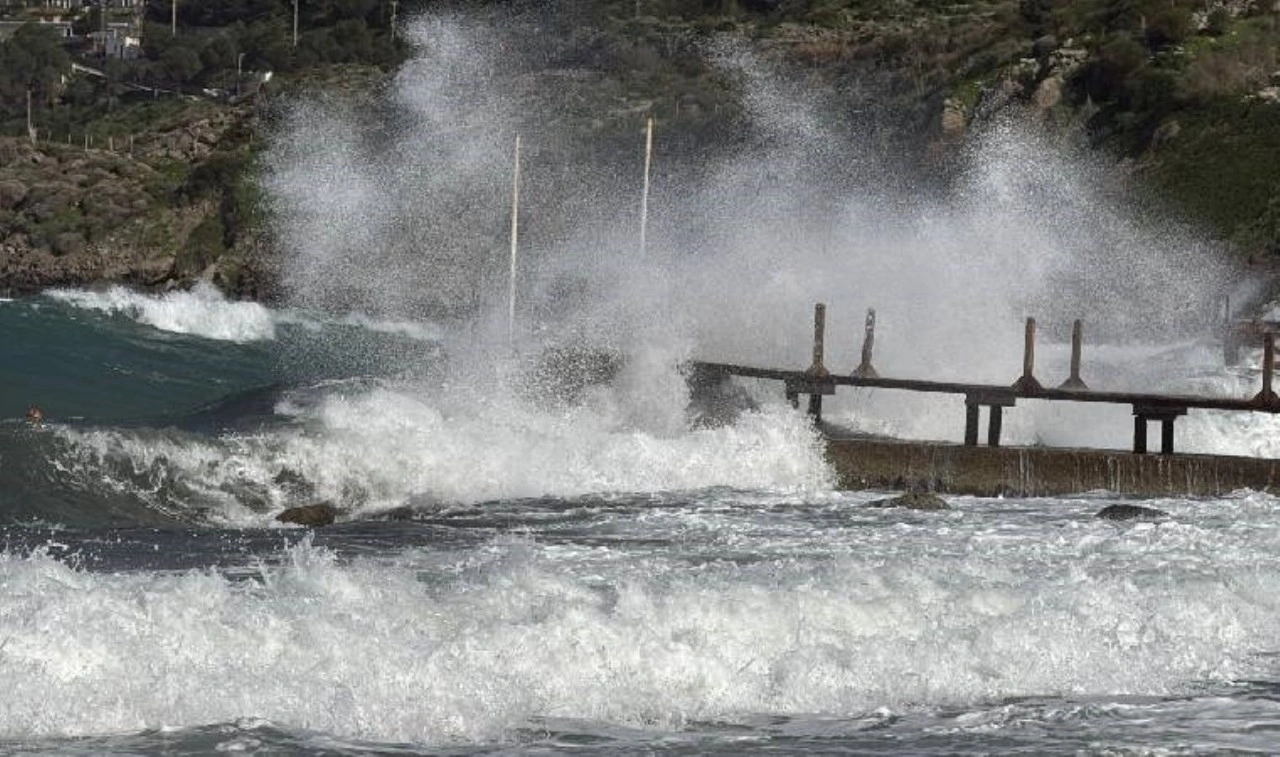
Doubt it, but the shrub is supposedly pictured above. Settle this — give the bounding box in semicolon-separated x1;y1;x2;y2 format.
1205;8;1231;37
175;213;225;275
1142;4;1194;49
1077;33;1148;103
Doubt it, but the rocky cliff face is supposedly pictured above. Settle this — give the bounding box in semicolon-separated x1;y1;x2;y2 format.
3;1;1278;300
0;102;270;298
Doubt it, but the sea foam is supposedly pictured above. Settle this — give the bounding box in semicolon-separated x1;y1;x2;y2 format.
47;283;277;343
44;284;449;347
54;378;833;526
0;507;1278;746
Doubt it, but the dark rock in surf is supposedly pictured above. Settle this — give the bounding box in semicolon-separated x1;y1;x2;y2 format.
374;506;416;521
276;502;338;527
1095;504;1167;521
868;491;950;510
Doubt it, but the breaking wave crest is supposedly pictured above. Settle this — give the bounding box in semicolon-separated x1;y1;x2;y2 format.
47;283;278;343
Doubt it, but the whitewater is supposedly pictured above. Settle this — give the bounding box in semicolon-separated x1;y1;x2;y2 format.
3;278;1280;754
7;9;1280;754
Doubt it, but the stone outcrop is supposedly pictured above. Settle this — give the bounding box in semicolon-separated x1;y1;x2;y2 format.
1095;503;1168;521
276;502;338;527
868;491;950;510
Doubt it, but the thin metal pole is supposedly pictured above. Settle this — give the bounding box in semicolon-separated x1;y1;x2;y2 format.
639;116;653;257
293;0;299;47
507;134;521;345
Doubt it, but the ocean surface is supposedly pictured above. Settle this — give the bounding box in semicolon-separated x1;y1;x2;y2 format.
6;286;1280;755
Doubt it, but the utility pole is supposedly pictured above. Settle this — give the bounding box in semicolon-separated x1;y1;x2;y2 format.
171;0;176;37
292;0;298;47
389;0;397;39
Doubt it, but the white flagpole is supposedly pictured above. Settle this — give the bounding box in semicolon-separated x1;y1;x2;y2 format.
507;133;521;345
639;116;653;257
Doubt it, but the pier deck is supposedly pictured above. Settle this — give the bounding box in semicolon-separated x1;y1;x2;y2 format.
690;303;1280;496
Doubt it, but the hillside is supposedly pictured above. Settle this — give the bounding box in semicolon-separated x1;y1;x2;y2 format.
1;0;1278;299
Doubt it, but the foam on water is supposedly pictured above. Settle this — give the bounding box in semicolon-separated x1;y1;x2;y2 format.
336;313;443;341
52;364;832;525
2;496;1280;746
37;314;1280;526
47;284;278;343
41;284;451;354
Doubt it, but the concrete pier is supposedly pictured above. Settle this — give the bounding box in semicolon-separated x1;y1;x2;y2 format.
825;436;1280;497
690;302;1280;497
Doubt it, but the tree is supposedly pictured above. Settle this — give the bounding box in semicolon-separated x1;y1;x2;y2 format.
160;44;202;84
0;24;72;109
104;58;128;110
200;34;240;79
1077;33;1147;104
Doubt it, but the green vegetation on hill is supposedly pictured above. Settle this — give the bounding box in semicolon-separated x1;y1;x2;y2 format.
1;0;1279;296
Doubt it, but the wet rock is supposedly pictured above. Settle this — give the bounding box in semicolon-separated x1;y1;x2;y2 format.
1095;504;1167;521
276;502;338;527
1032;34;1058;60
940;97;967;136
374;506;417;521
1032;74;1063;111
868;491;950;510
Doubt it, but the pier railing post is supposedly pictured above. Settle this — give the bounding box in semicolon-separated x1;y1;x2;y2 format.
1059;319;1088;390
853;308;878;378
1253;333;1278;406
1013;317;1043;393
808;303;829;379
803;303;835;421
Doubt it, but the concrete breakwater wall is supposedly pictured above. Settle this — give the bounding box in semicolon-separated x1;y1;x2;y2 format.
825;437;1280;497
